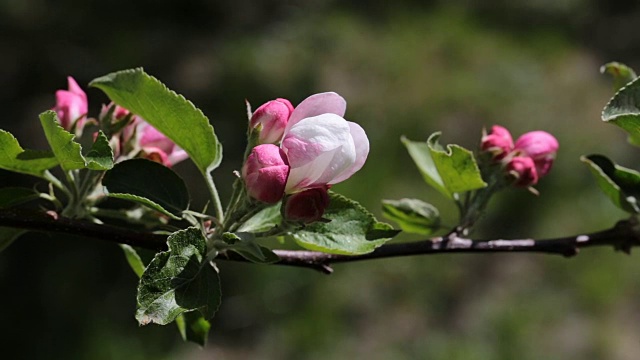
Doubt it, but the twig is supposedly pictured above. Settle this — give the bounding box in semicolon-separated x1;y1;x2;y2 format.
1;208;638;275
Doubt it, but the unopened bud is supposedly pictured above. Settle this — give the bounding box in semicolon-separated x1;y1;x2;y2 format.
506;156;538;187
481;125;514;160
283;186;330;223
514;131;559;177
250;98;294;144
242;144;290;203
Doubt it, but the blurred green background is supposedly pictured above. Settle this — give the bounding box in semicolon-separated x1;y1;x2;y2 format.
2;0;640;359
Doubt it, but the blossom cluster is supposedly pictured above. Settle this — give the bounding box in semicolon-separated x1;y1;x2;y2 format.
52;77;187;167
481;125;559;187
242;92;369;223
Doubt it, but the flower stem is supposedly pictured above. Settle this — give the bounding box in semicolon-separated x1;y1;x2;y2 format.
205;170;225;224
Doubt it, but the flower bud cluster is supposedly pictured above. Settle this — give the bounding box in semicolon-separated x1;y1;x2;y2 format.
243;93;369;223
53;76;188;167
481;125;559;187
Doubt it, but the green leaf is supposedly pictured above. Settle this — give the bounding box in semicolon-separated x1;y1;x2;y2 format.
221;232;280;264
102;159;190;219
136;227;221;326
90;68;223;174
601;62;637;92
236;203;282;233
39;111;86;171
0;130;58;178
176;311;211;346
85;131;114;170
602;77;640;146
0;187;40;208
382;198;440;235
402;133;486;199
120;244;147;278
291;192;400;255
581;155;640;213
0;227;25;253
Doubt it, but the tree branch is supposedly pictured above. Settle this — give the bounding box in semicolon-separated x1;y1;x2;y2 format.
1;208;639;275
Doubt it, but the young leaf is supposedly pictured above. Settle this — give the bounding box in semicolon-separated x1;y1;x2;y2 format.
602;77;640;146
120;244;147;278
85;131;114;170
176;311;211;347
136;227;221;326
402;133;486;199
0;130;58;178
221;232;280;264
581;154;640;213
0;227;25;253
0;187;40;208
601;62;637;92
102;159;190;219
90;68;223;174
236;203;282;233
39;111;86;171
382;198;440;235
291;192;400;255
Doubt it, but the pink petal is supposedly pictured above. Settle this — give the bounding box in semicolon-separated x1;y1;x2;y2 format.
67;76;87;102
167;148;189;166
139;124;174;153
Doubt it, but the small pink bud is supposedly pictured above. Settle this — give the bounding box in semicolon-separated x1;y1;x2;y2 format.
506;156;538;187
138;124;188;167
100;103;131;122
514;131;559;177
250;98;294;144
141;146;169;166
481;125;514;160
53;76;88;131
283;186;330;223
242;144;290;203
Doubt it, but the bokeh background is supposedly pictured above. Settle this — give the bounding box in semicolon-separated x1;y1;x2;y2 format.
2;0;640;359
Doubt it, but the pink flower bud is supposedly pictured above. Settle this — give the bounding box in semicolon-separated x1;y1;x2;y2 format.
53;76;88;131
514;131;559;177
250;98;294;144
138;123;188;167
283;186;330;223
506;156;538;187
242;144;290;203
481;125;513;159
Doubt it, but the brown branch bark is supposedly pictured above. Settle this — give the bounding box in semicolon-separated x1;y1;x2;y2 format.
1;208;639;275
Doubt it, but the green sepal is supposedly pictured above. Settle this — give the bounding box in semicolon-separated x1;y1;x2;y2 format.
291;192;399;255
39;111;86;171
581;154;640;213
601;62;637;92
0;130;58;178
90;68;223;175
102;159;190;219
602;77;640;146
136;227;222;326
382;198;440;235
402;133;487;199
0;187;40;209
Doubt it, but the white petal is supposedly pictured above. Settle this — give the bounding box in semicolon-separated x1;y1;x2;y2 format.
282;114;356;192
286;92;346;133
329;122;369;184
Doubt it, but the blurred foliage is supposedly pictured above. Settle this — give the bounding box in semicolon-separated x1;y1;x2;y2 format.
2;0;640;359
